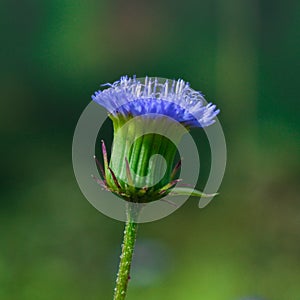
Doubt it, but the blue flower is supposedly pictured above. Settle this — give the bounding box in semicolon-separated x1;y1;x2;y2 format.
92;76;219;128
92;76;220;203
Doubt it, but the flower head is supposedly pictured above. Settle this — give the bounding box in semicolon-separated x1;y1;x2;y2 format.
92;76;219;128
92;76;219;203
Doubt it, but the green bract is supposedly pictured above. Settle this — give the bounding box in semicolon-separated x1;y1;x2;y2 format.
102;115;185;203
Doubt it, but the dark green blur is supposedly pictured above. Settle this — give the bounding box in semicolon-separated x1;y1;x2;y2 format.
1;0;299;299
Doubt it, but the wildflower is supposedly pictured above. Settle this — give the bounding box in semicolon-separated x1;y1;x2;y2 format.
92;76;219;203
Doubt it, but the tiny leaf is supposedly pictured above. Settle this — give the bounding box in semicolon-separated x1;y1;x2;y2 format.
170;187;218;198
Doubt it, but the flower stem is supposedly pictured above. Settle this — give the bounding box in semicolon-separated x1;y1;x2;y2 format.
113;206;138;300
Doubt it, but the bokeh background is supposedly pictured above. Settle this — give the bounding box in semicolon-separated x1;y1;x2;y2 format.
1;0;299;299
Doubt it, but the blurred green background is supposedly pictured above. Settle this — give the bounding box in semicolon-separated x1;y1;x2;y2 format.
1;0;299;299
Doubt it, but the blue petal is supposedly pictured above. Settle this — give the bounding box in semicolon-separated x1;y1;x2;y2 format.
92;76;219;128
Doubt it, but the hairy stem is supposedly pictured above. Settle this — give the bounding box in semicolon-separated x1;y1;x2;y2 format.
113;208;138;300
